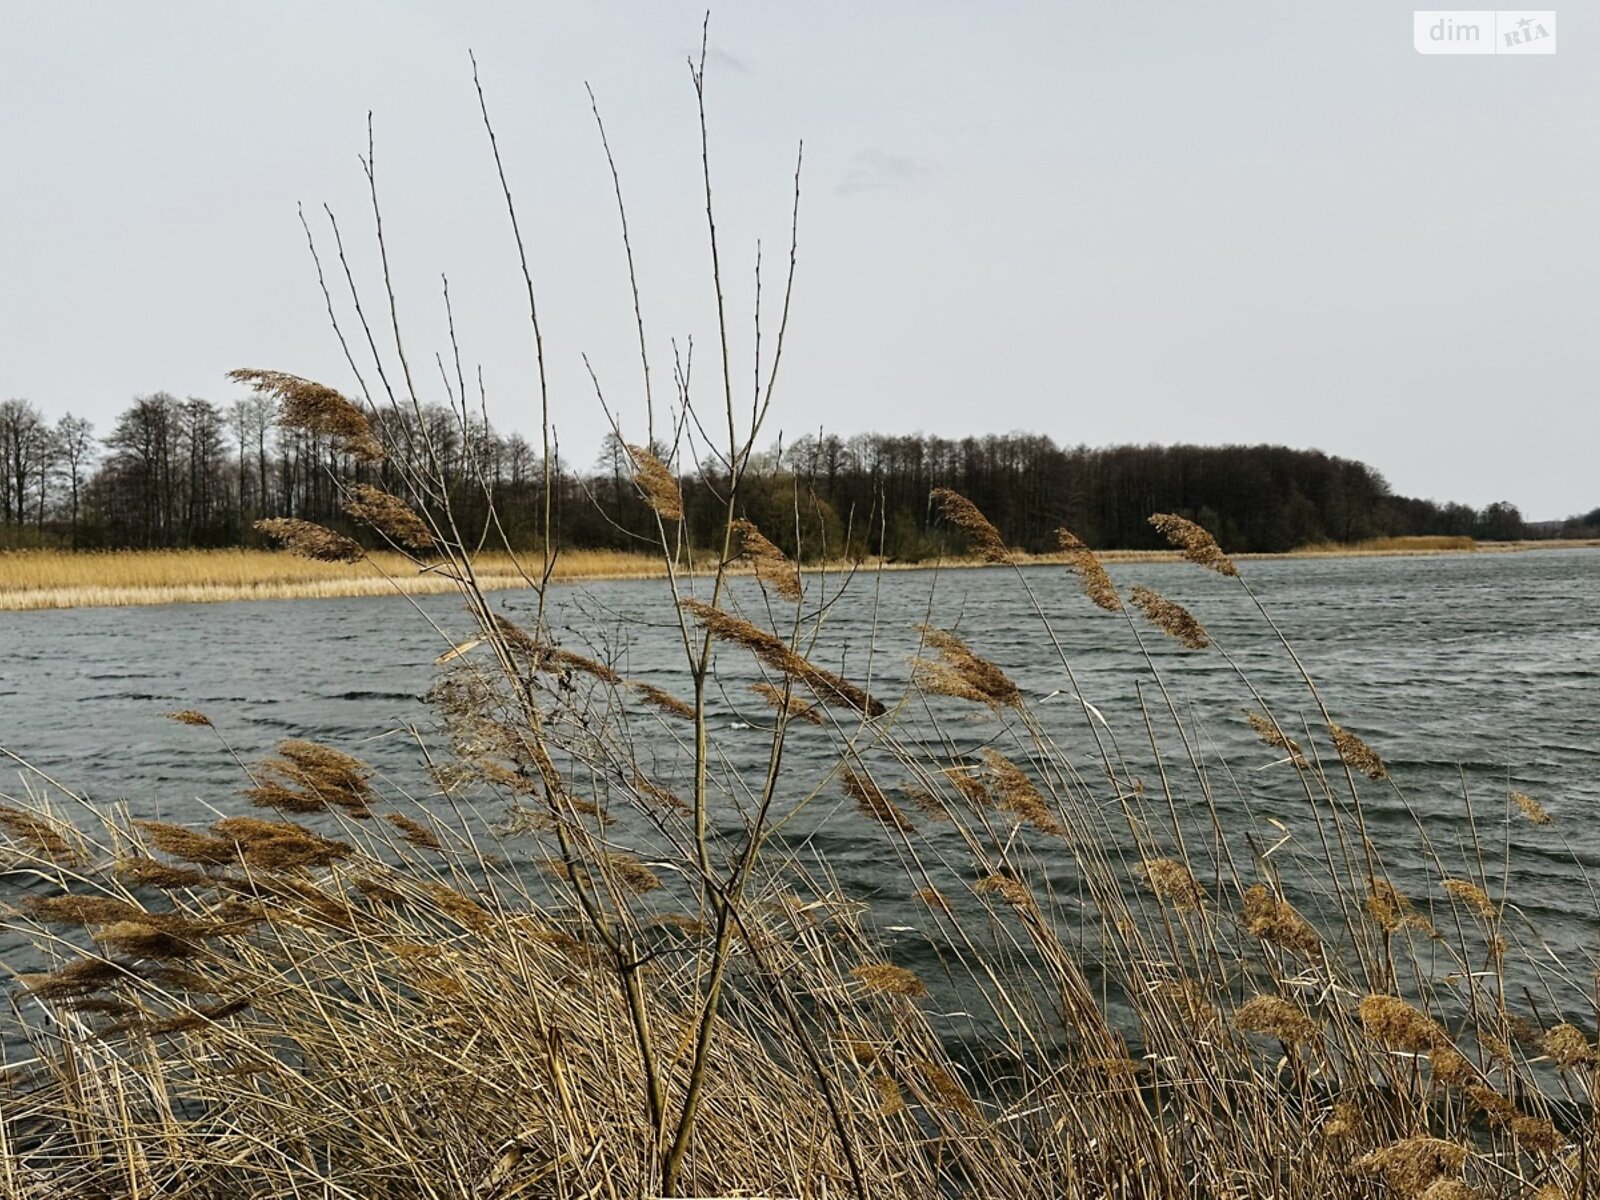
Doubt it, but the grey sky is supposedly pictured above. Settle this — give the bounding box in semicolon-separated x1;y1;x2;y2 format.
2;2;1594;518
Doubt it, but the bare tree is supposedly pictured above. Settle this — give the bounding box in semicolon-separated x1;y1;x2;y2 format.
55;413;96;547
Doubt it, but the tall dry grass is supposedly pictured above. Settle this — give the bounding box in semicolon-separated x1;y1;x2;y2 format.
2;33;1595;1200
6;538;1564;613
0;548;666;611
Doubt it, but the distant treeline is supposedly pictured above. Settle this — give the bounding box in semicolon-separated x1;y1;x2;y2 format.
2;393;1595;557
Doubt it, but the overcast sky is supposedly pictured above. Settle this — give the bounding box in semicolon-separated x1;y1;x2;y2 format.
2;2;1595;518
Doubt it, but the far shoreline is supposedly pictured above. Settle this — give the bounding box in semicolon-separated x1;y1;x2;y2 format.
2;538;1596;614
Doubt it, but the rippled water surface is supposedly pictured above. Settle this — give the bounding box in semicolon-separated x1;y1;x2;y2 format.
3;549;1598;981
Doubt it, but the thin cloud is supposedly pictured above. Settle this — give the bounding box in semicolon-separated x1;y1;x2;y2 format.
683;44;752;72
835;147;936;196
709;46;751;73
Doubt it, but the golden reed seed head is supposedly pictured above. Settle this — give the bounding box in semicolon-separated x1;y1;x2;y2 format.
23;893;216;939
945;768;991;807
731;517;802;602
902;783;951;823
915;886;952;913
850;962;928;998
1055;527;1121;611
254;518;364;563
1358;994;1447;1053
625;444;683;520
1329;722;1388;780
279;739;373;797
870;1075;907;1116
980;749;1063;836
211;816;352;870
930;487;1010;563
843;768;917;834
1511;1115;1565;1154
1543;1022;1595;1068
90;921;196;961
230;368;384;462
973;874;1031;907
630;681;695;720
1416;1182;1481;1200
1366;877;1436;935
0;805;81;865
1241;884;1321;954
601;853;662;895
1138;858;1204;912
1245;712;1308;769
162;709;213;728
681;598;885;716
1323;1099;1365;1140
1129;586;1209;650
912;624;1022;708
342;484;434;550
113;857;209;890
382;812;443;851
1429;1046;1476;1087
1356;1137;1469;1197
22;958;126;1001
1148;512;1238;576
750;681;823;725
1441;879;1496;920
133;819;239;866
1512;790;1553;825
1466;1084;1517;1123
918;1060;979;1116
1234;994;1319;1045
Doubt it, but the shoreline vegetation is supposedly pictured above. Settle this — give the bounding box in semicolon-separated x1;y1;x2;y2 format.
2;536;1597;612
6;39;1599;1195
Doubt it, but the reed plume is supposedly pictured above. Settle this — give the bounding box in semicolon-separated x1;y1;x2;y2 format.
680;598;884;716
162;709;213;728
1512;791;1552;825
1329;722;1388;780
851;962;928;998
1055;527;1120;611
1245;712;1307;769
1440;879;1495;920
0;804;80;864
343;483;434;550
1358;994;1446;1052
630;681;696;719
626;444;683;520
1139;857;1204;911
981;750;1063;836
1543;1023;1594;1067
732;517;802;601
843;768;916;833
1129;586;1209;650
750;681;822;725
974;873;1031;907
1241;884;1320;954
254;517;365;563
230;369;385;462
912;624;1021;708
930;488;1009;563
1148;512;1237;576
1356;1137;1468;1197
1234;994;1319;1045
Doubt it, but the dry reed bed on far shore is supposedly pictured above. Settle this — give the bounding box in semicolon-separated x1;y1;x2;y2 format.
2;537;1591;612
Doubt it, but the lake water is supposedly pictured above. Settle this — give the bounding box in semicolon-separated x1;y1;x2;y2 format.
2;548;1598;1000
